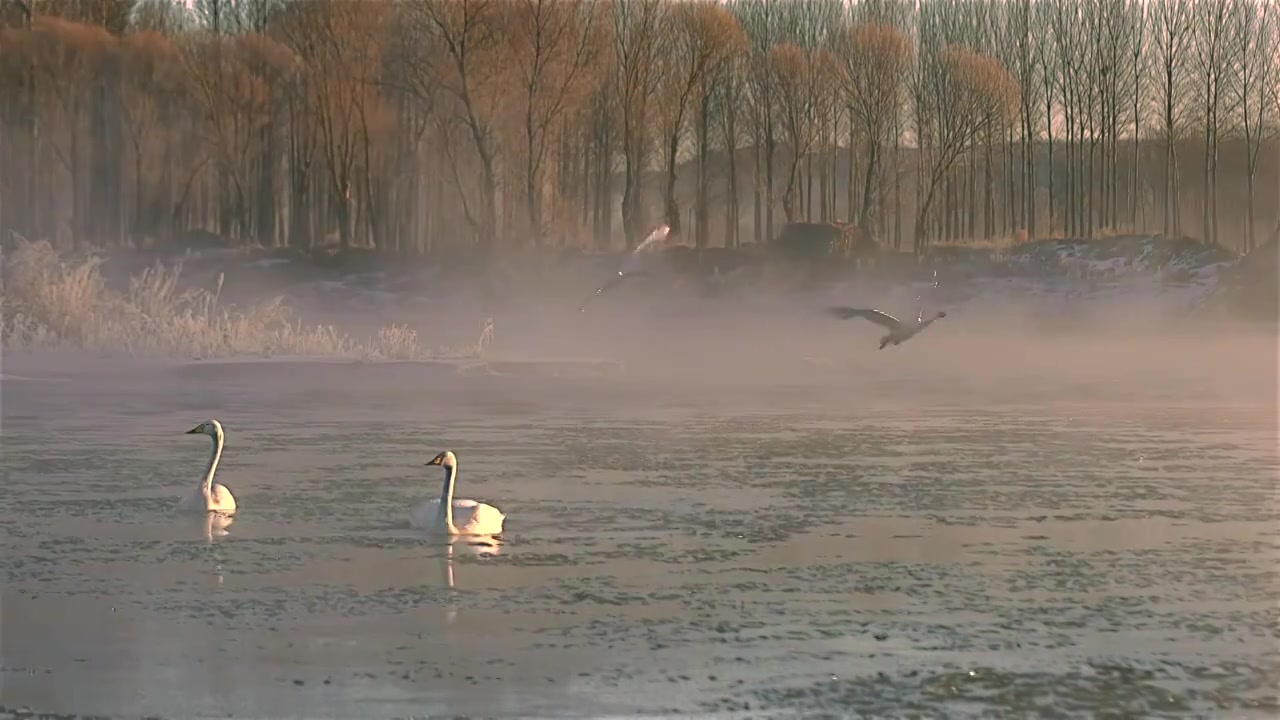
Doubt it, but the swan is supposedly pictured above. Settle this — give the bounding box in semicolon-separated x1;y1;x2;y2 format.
828;306;948;350
175;419;238;515
579;224;672;312
409;451;505;536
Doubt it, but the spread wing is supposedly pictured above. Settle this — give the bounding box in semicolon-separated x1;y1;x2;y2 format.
827;307;901;330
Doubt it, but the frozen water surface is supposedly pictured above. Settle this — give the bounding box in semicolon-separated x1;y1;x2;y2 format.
0;327;1277;718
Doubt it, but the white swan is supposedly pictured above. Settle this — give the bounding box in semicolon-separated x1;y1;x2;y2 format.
409;451;505;536
579;224;672;312
828;306;948;350
175;419;238;515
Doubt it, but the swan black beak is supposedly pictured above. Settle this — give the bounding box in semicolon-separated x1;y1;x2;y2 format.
185;426;202;434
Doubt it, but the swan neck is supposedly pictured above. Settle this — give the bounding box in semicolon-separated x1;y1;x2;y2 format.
202;431;224;495
438;463;457;528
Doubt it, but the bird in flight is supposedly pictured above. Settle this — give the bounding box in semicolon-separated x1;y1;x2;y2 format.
579;224;672;312
827;306;948;350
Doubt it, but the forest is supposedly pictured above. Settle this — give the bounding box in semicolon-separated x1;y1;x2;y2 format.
1;0;1277;261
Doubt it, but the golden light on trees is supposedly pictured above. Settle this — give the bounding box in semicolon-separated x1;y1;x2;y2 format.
833;22;912;233
655;1;746;238
0;0;1273;257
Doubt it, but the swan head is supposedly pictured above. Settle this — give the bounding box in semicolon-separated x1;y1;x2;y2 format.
425;451;457;468
186;419;224;438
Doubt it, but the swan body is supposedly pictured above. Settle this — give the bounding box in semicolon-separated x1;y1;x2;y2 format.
409;451;505;536
828;306;947;349
579;224;671;312
175;419;238;514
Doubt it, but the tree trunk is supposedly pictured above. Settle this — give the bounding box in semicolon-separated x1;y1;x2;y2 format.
764;129;776;240
663;128;681;237
621;125;641;249
858;141;878;234
336;186;353;251
1131;80;1140;230
892;125;901;250
752;140;762;245
1063;91;1072;237
1045;80;1055;236
1245;169;1255;252
724;101;738;249
1201;106;1211;244
695;91;710;250
598;112;614;250
781;147;800;224
1024;103;1035;238
847;106;856;222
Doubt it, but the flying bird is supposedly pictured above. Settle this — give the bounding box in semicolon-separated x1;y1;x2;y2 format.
578;224;672;312
827;306;948;350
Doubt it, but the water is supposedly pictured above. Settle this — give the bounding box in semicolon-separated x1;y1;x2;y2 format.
1;338;1277;718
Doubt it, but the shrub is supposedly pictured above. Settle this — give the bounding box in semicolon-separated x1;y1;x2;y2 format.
0;239;458;361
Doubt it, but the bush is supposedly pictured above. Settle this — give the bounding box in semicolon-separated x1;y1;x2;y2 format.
0;239;444;361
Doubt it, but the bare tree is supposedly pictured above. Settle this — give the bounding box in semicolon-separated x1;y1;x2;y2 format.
382;2;446;252
610;0;666;248
501;0;604;245
912;46;1018;253
1190;0;1233;246
1031;0;1060;235
0;1;37;241
584;79;617;249
1051;0;1088;236
770;43;824;224
1230;0;1277;252
130;0;196;33
407;0;504;253
998;0;1042;237
26;17;115;245
1091;0;1132;234
832;21;911;235
655;1;744;240
4;0;1279;261
1149;0;1194;237
277;0;387;251
119;30;184;240
1128;0;1148;230
735;0;786;245
709;50;747;249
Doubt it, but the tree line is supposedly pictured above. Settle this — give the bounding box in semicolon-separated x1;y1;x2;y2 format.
1;0;1277;260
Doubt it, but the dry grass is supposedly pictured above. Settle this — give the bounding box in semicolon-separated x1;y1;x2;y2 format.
928;228;1163;251
1;239;489;361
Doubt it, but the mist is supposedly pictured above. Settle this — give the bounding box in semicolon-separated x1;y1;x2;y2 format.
3;0;1280;716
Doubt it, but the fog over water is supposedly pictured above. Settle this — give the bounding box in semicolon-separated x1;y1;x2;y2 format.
1;266;1276;718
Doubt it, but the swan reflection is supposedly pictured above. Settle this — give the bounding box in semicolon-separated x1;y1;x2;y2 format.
180;511;234;544
203;512;234;542
176;513;234;589
431;535;501;625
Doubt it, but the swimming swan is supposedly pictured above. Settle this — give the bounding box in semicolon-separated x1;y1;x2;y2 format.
409;451;505;536
175;419;238;515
